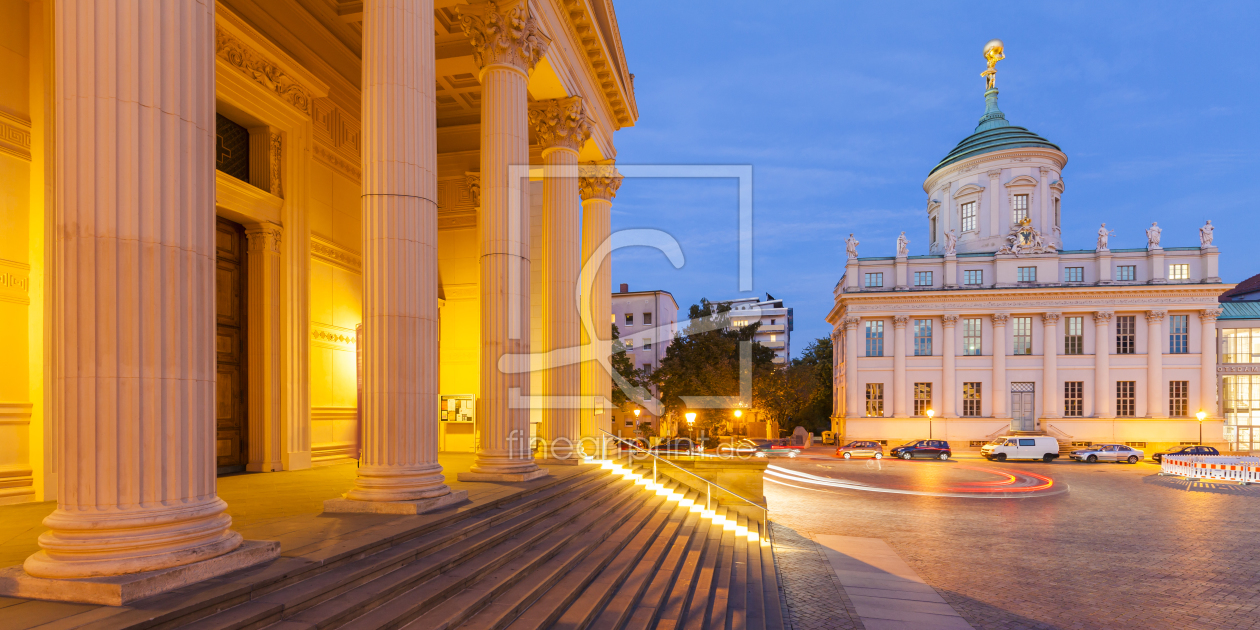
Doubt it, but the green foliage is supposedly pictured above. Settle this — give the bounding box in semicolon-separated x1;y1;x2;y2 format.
786;336;834;436
610;323;652;407
635;421;657;438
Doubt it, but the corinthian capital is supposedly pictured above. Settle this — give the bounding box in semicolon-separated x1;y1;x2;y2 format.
942;314;960;327
1146;310;1167;323
1094;311;1113;324
579;163;622;201
457;0;550;74
842;316;861;329
1200;308;1223;322
1041;312;1061;324
893;315;910;328
528;97;592;153
991;313;1010;326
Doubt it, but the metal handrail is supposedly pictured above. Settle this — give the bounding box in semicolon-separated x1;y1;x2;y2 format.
593;429;769;537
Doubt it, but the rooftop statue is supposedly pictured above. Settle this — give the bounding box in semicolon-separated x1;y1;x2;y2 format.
1097;223;1114;251
981;39;1004;90
1146;222;1162;249
1200;220;1215;247
944;229;958;256
896;232;909;257
997;217;1055;257
845;233;859;259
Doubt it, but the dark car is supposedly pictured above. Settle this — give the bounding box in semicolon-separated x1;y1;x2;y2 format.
888;439;952;461
1151;445;1219;464
653;438;701;456
719;438;800;458
617;437;650;454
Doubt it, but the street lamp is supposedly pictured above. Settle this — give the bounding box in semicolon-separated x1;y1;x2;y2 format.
927;409;934;440
685;412;696;442
1197;409;1206;445
733;409;743;419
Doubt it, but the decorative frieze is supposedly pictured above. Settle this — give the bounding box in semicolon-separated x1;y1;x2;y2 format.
311;98;360;162
215;26;312;115
0;258;30;306
0;112;32;161
311;323;356;349
464;172;481;207
310;235;361;273
312;143;361;181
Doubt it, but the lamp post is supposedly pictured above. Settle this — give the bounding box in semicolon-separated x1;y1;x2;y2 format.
1197;409;1206;446
632;408;641;438
685;412;696;443
927;408;935;440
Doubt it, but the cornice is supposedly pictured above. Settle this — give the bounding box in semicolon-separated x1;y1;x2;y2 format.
836;285;1225;315
216;23;317;116
557;0;637;128
312;142;361;182
310;234;361;273
923;148;1066;194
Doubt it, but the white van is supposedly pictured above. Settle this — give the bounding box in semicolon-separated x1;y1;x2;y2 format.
980;436;1060;462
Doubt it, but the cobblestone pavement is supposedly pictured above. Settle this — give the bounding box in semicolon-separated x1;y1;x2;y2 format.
768;450;1260;630
773;522;864;630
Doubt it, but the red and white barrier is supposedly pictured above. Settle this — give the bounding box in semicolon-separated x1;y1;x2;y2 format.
1162;455;1260;483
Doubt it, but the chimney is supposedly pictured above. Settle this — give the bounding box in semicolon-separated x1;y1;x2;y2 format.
619;283;629;293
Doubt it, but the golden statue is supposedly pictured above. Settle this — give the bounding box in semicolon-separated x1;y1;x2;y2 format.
981;39;1004;90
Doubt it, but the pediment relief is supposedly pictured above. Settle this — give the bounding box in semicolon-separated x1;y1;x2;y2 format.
952;183;985;199
1004;175;1039;188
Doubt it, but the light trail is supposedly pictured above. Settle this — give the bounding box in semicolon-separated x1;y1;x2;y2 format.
765;464;1064;498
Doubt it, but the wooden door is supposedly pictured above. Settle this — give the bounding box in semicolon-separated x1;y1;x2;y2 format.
215;218;248;474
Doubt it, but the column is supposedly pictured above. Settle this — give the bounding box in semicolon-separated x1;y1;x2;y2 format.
579;165;620;441
1042;313;1060;419
844;317;860;418
942;315;958;417
1146;311;1165;418
893;315;909;418
1038;166;1050;235
336;0;463;508
246;225;283;472
460;0;550;481
992;314;1009;418
987;170;1001;237
1201;308;1222;417
23;0;248;581
1094;311;1113;418
530;97;591;460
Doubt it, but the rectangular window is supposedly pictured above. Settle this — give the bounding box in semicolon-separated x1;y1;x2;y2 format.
1064;381;1084;417
963;382;982;417
1116;381;1136;417
1169;264;1190;281
964;270;983;285
625;338;634;350
963;318;982;356
914;271;932;286
865;321;884;357
866;383;884;417
930;217;938;244
1064;316;1084;355
1169;381;1189;417
642;363;652;373
865;272;884;288
913;383;933;417
1117;265;1136;281
1017;266;1037;283
1064;267;1084;282
642;338;652;350
1222;329;1260;363
1170;315;1189;354
1012;194;1029;222
961;202;976;232
643;312;653;325
624;313;634;326
1012;317;1033;355
914;319;932;356
1116;315;1136;355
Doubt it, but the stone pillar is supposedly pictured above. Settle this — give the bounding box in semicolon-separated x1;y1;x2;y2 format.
1042;313;1060;420
1146;311;1166;418
530;97;591;461
992;314;1009;418
579;165;619;442
1202;246;1221;283
246;225;284;472
894;256;908;290
459;0;549;481
892;315;909;418
332;0;463;511
1201;308;1222;418
1149;249;1166;284
21;0;261;583
844;258;859;291
1094;311;1114;418
844;316;860;418
1097;250;1113;284
942;315;958;417
943;253;958;289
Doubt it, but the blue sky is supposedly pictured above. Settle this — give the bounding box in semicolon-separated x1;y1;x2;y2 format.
605;1;1260;352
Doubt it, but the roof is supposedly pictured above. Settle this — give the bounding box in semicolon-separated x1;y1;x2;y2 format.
929;89;1063;176
1220;301;1260;320
1220;273;1260;302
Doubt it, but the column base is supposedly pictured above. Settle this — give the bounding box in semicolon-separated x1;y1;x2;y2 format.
537;457;583;466
458;469;550;482
323;489;469;515
0;540;279;606
246;461;283;473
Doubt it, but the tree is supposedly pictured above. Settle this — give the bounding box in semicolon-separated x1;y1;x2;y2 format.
652;299;777;439
755;361;815;432
635;422;658;439
786;337;834;436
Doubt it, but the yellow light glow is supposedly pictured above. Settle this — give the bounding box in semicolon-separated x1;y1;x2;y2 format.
1197;410;1207;421
685;412;696;425
748;533;760;543
734;409;743;418
927;409;934;419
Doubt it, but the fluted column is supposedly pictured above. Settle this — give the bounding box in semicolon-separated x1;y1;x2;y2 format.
1042;313;1060;419
892;315;909;418
460;0;549;481
992;314;1009;418
1146;311;1165;418
1094;311;1113;418
25;0;243;580
530;97;591;460
942;315;958;418
843;317;860;418
1201;309;1222;417
247;225;284;472
579;165;620;441
335;0;460;509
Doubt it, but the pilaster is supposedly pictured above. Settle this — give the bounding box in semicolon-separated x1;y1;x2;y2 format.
579;164;620;441
1146;310;1165;418
1094;311;1113;418
1201;246;1220;283
843;316;860;419
943;253;958;289
892;315;909;418
991;313;1009;418
1097;249;1113;284
246;225;283;472
987;169;1001;238
1041;312;1060;420
1200;308;1222;418
894;256;908;291
1149;248;1166;284
248;126;283;198
941;315;958;418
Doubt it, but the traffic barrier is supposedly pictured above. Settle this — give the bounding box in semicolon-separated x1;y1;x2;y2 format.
1162;455;1260;483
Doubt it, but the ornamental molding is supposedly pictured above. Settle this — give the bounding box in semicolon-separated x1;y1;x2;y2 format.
987;170;1001;179
1146;310;1167;322
312;143;361;181
268;133;284;198
892;315;910;327
464;172;481;207
458;0;550;74
310;234;361;273
215;25;313;115
996;218;1056;257
311;323;356;349
1094;311;1114;323
1004;175;1039;188
941;314;960;326
246;225;282;254
991;313;1010;325
312;98;360;165
528;97;593;153
0;257;30;306
1201;308;1224;322
923;148;1067;193
0;111;32;161
556;0;636;127
1041;312;1061;324
579;164;622;201
842;316;861;328
952;183;985;199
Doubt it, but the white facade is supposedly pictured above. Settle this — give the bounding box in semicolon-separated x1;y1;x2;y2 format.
715;296;793;364
610;286;678;436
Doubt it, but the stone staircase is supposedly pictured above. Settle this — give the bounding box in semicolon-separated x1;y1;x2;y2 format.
168;461;782;630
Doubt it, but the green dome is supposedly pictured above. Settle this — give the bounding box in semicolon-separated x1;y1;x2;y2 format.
928;88;1063;176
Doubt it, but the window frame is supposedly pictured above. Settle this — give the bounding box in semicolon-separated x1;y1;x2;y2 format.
624;313;634;326
865;320;884;357
963;318;982;356
1064;381;1083;417
1017;266;1037;283
913;271;933;287
913;382;933;417
964;269;983;286
866;383;884;417
1012;193;1029;222
1064;266;1084;283
643;312;653;325
864;272;884;288
963;382;982;417
1116;381;1137;417
1065;316;1084;355
913;319;932;356
1169;314;1189;354
1168;264;1190;281
1012;316;1033;356
1116;265;1136;282
961;201;977;232
1169;380;1189;418
1116;315;1136;355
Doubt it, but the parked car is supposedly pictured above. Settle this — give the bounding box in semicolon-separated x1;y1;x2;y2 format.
1151;445;1220;464
889;440;952;460
836;440;884;460
720;438;800;458
1069;443;1144;464
616;437;650;454
981;436;1060;462
653;438;702;456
